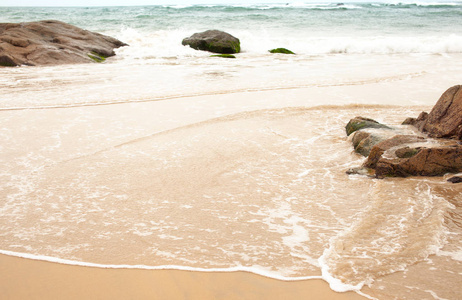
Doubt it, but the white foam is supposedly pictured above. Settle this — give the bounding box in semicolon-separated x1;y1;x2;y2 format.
114;26;462;62
437;249;462;261
390;1;461;7
297;170;311;178
162;4;193;9
318;247;366;293
282;216;310;245
0;249;321;282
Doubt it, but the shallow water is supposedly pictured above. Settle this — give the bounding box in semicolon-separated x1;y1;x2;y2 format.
1;97;461;299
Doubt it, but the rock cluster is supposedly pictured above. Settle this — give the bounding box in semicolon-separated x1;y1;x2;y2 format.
0;20;127;66
347;85;462;179
181;31;298;57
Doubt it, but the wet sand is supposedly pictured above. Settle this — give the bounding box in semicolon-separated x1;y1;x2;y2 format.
1;61;460;300
0;254;366;300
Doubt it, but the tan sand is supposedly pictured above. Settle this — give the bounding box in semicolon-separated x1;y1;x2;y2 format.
0;254;366;300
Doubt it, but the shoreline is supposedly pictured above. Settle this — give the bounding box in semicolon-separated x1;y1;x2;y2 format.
0;253;367;300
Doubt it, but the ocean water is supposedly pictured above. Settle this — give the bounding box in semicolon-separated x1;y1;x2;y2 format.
0;2;462;299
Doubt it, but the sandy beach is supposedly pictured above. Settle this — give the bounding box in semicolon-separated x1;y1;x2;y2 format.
1;3;462;298
0;254;366;300
0;82;460;300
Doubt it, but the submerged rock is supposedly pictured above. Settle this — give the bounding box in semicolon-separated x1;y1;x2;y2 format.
351;129;393;157
268;48;295;54
210;54;236;58
0;20;127;66
182;30;240;54
345;116;391;136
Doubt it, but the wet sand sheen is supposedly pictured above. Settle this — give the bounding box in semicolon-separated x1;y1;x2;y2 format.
1;85;460;299
0;254;366;300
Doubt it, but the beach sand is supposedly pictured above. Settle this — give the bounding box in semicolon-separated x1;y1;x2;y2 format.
1;57;460;300
0;254;366;300
0;86;450;300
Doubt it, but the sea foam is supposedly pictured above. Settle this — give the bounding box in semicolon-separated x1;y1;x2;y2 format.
0;249;320;282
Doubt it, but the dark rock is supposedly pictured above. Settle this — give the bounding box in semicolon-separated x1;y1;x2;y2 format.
352;131;371;149
269;48;295;54
401;112;428;132
351;129;393;157
415;112;429;130
182;30;240;54
0;54;17;66
448;176;462;183
346;167;375;176
423;85;462;139
375;144;462;178
363;135;427;169
345;117;391;136
0;20;127;66
402;117;416;125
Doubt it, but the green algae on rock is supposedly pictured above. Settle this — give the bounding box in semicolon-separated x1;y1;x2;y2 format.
210;54;236;58
268;48;295;54
182;30;240;54
88;52;107;63
345;116;391;136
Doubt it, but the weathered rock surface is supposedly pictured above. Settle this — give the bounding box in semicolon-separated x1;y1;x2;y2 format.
346;86;462;178
403;85;462;140
0;20;127;66
363;135;427;169
182;30;240;54
374;143;462;177
351;128;394;157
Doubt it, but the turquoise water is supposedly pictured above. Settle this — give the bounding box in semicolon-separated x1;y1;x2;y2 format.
1;2;462;54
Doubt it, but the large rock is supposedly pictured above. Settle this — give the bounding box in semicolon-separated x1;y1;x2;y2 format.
374;143;462;177
363;135;427;169
348;135;462;178
182;30;240;54
404;85;462;140
0;20;127;66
